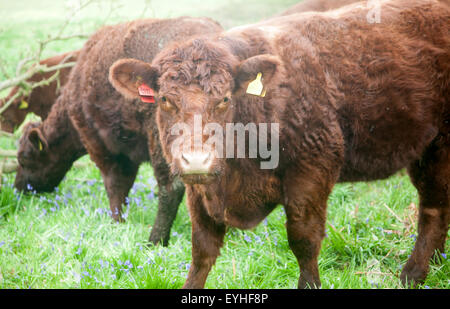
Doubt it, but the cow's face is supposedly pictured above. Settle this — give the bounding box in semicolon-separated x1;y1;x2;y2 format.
0;95;28;133
109;39;281;184
15;122;67;192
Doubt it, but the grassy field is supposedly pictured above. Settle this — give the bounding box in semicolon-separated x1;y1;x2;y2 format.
0;0;449;289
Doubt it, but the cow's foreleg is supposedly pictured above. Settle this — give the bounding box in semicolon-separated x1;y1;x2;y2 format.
283;162;339;289
183;186;225;289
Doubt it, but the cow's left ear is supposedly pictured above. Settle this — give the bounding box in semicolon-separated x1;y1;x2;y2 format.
233;54;282;95
109;58;159;100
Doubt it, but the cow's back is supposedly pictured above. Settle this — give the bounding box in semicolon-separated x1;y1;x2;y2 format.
65;17;223;164
254;0;450;181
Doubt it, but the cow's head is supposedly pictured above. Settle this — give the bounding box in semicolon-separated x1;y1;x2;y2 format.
0;93;29;133
15;122;73;192
110;38;282;184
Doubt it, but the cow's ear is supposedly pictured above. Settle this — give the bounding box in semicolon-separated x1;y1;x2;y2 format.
28;128;48;152
234;54;282;96
109;58;159;100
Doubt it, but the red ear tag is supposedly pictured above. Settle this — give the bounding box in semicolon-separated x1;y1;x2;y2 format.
138;84;155;103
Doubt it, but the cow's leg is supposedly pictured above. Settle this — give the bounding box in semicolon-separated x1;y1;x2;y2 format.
148;177;185;246
283;164;338;289
183;186;226;289
100;156;140;222
147;127;185;246
401;141;450;287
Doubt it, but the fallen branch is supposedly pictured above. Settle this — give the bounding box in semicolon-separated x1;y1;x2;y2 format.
0;150;17;157
1;161;18;174
0;131;14;138
354;271;393;276
0;62;76;93
382;203;403;223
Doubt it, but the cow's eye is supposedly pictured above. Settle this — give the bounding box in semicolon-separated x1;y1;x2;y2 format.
160;97;177;113
216;97;230;112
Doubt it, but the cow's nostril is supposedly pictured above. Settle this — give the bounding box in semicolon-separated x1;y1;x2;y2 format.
181;153;189;165
203;152;211;164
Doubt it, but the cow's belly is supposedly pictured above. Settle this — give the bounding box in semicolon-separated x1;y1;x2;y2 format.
337;109;439;182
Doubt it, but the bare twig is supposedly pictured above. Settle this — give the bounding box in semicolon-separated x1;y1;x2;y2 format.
382;203;403;223
0;150;16;157
1;161;18;174
0;131;14;138
0;61;76;92
355;271;393;276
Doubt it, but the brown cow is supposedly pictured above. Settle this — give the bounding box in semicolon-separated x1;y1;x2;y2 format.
0;51;79;133
280;0;362;15
15;17;223;246
110;0;450;288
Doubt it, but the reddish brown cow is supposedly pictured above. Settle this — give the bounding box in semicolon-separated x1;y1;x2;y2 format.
15;17;223;246
0;51;79;133
110;0;450;288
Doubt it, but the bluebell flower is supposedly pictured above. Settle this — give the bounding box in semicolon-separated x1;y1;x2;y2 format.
124;260;133;269
244;235;252;243
82;208;90;217
147;191;155;200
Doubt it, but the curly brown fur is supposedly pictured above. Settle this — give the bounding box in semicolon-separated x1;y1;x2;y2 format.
15;17;223;246
110;0;450;288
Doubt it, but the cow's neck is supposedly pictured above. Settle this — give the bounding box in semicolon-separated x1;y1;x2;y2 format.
42;104;85;158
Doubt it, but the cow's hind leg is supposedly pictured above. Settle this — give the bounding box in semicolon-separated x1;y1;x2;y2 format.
401;139;450;287
148;176;185;246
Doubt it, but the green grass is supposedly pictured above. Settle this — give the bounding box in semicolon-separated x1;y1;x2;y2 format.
0;0;449;289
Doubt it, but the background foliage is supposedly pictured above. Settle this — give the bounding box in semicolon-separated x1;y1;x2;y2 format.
0;0;448;289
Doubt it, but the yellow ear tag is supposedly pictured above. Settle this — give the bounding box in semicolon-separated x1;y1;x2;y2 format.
246;72;265;97
19;100;29;110
38;140;43;151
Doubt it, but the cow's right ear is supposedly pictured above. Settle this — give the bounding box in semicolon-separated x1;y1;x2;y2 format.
233;54;282;96
109;59;159;100
28;128;48;152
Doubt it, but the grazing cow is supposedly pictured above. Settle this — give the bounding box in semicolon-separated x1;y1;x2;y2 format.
280;0;362;15
0;51;79;133
15;17;223;246
110;0;450;287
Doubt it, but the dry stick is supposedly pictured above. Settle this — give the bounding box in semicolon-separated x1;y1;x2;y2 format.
1;161;18;174
0;131;14;138
0;62;76;93
0;149;16;157
354;271;393;276
382;203;403;223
